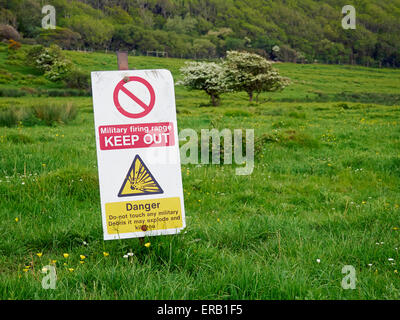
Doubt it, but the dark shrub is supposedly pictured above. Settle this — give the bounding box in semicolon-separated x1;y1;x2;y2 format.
64;69;90;90
0;24;20;41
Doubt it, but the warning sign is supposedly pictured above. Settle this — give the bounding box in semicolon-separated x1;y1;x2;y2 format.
98;122;175;151
106;197;182;234
91;69;185;240
118;155;163;197
113;76;156;119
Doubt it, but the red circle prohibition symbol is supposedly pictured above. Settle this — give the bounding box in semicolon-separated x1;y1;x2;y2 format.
113;76;156;119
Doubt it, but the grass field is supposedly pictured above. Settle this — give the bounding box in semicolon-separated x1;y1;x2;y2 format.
0;43;400;299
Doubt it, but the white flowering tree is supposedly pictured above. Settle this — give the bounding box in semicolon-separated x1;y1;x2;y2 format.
27;44;72;82
178;61;229;106
224;51;290;102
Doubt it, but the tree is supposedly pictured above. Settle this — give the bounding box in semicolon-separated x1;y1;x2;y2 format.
10;0;42;38
0;8;16;26
164;14;197;35
225;37;246;51
192;39;216;58
67;15;114;49
178;61;229;106
105;5;133;25
224;51;289;102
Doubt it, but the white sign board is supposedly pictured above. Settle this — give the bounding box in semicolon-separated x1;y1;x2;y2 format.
91;69;186;240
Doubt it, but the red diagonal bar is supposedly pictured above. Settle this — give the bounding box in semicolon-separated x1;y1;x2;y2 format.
120;85;149;111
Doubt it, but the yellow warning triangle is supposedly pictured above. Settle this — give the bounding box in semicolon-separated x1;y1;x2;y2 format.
118;155;163;197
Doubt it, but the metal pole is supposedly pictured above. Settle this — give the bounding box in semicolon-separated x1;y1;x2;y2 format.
117;51;129;70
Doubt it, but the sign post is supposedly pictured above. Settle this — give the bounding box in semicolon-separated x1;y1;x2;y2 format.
116;51;129;70
91;55;186;240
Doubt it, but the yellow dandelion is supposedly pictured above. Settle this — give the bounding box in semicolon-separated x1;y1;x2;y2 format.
63;263;67;266
103;252;109;257
144;242;151;248
63;253;69;258
36;252;43;258
15;217;19;222
217;218;221;223
80;255;86;260
362;201;366;204
395;270;398;274
51;260;57;264
23;268;29;273
80;261;85;264
68;268;74;272
393;227;399;231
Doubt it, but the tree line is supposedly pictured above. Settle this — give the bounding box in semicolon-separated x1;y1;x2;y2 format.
1;0;400;67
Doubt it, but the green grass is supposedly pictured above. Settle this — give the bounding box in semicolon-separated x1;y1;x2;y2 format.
0;44;400;299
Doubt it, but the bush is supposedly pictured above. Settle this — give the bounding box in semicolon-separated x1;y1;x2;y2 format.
33;103;78;125
0;24;20;41
26;44;72;82
0;108;20;126
0;103;78;127
26;45;46;66
44;59;71;81
37;27;82;50
27;44;61;72
64;69;90;90
0;107;34;127
8;39;21;50
0;88;26;97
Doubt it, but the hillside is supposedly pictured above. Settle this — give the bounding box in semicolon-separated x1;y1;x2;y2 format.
1;42;400;106
1;0;400;67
